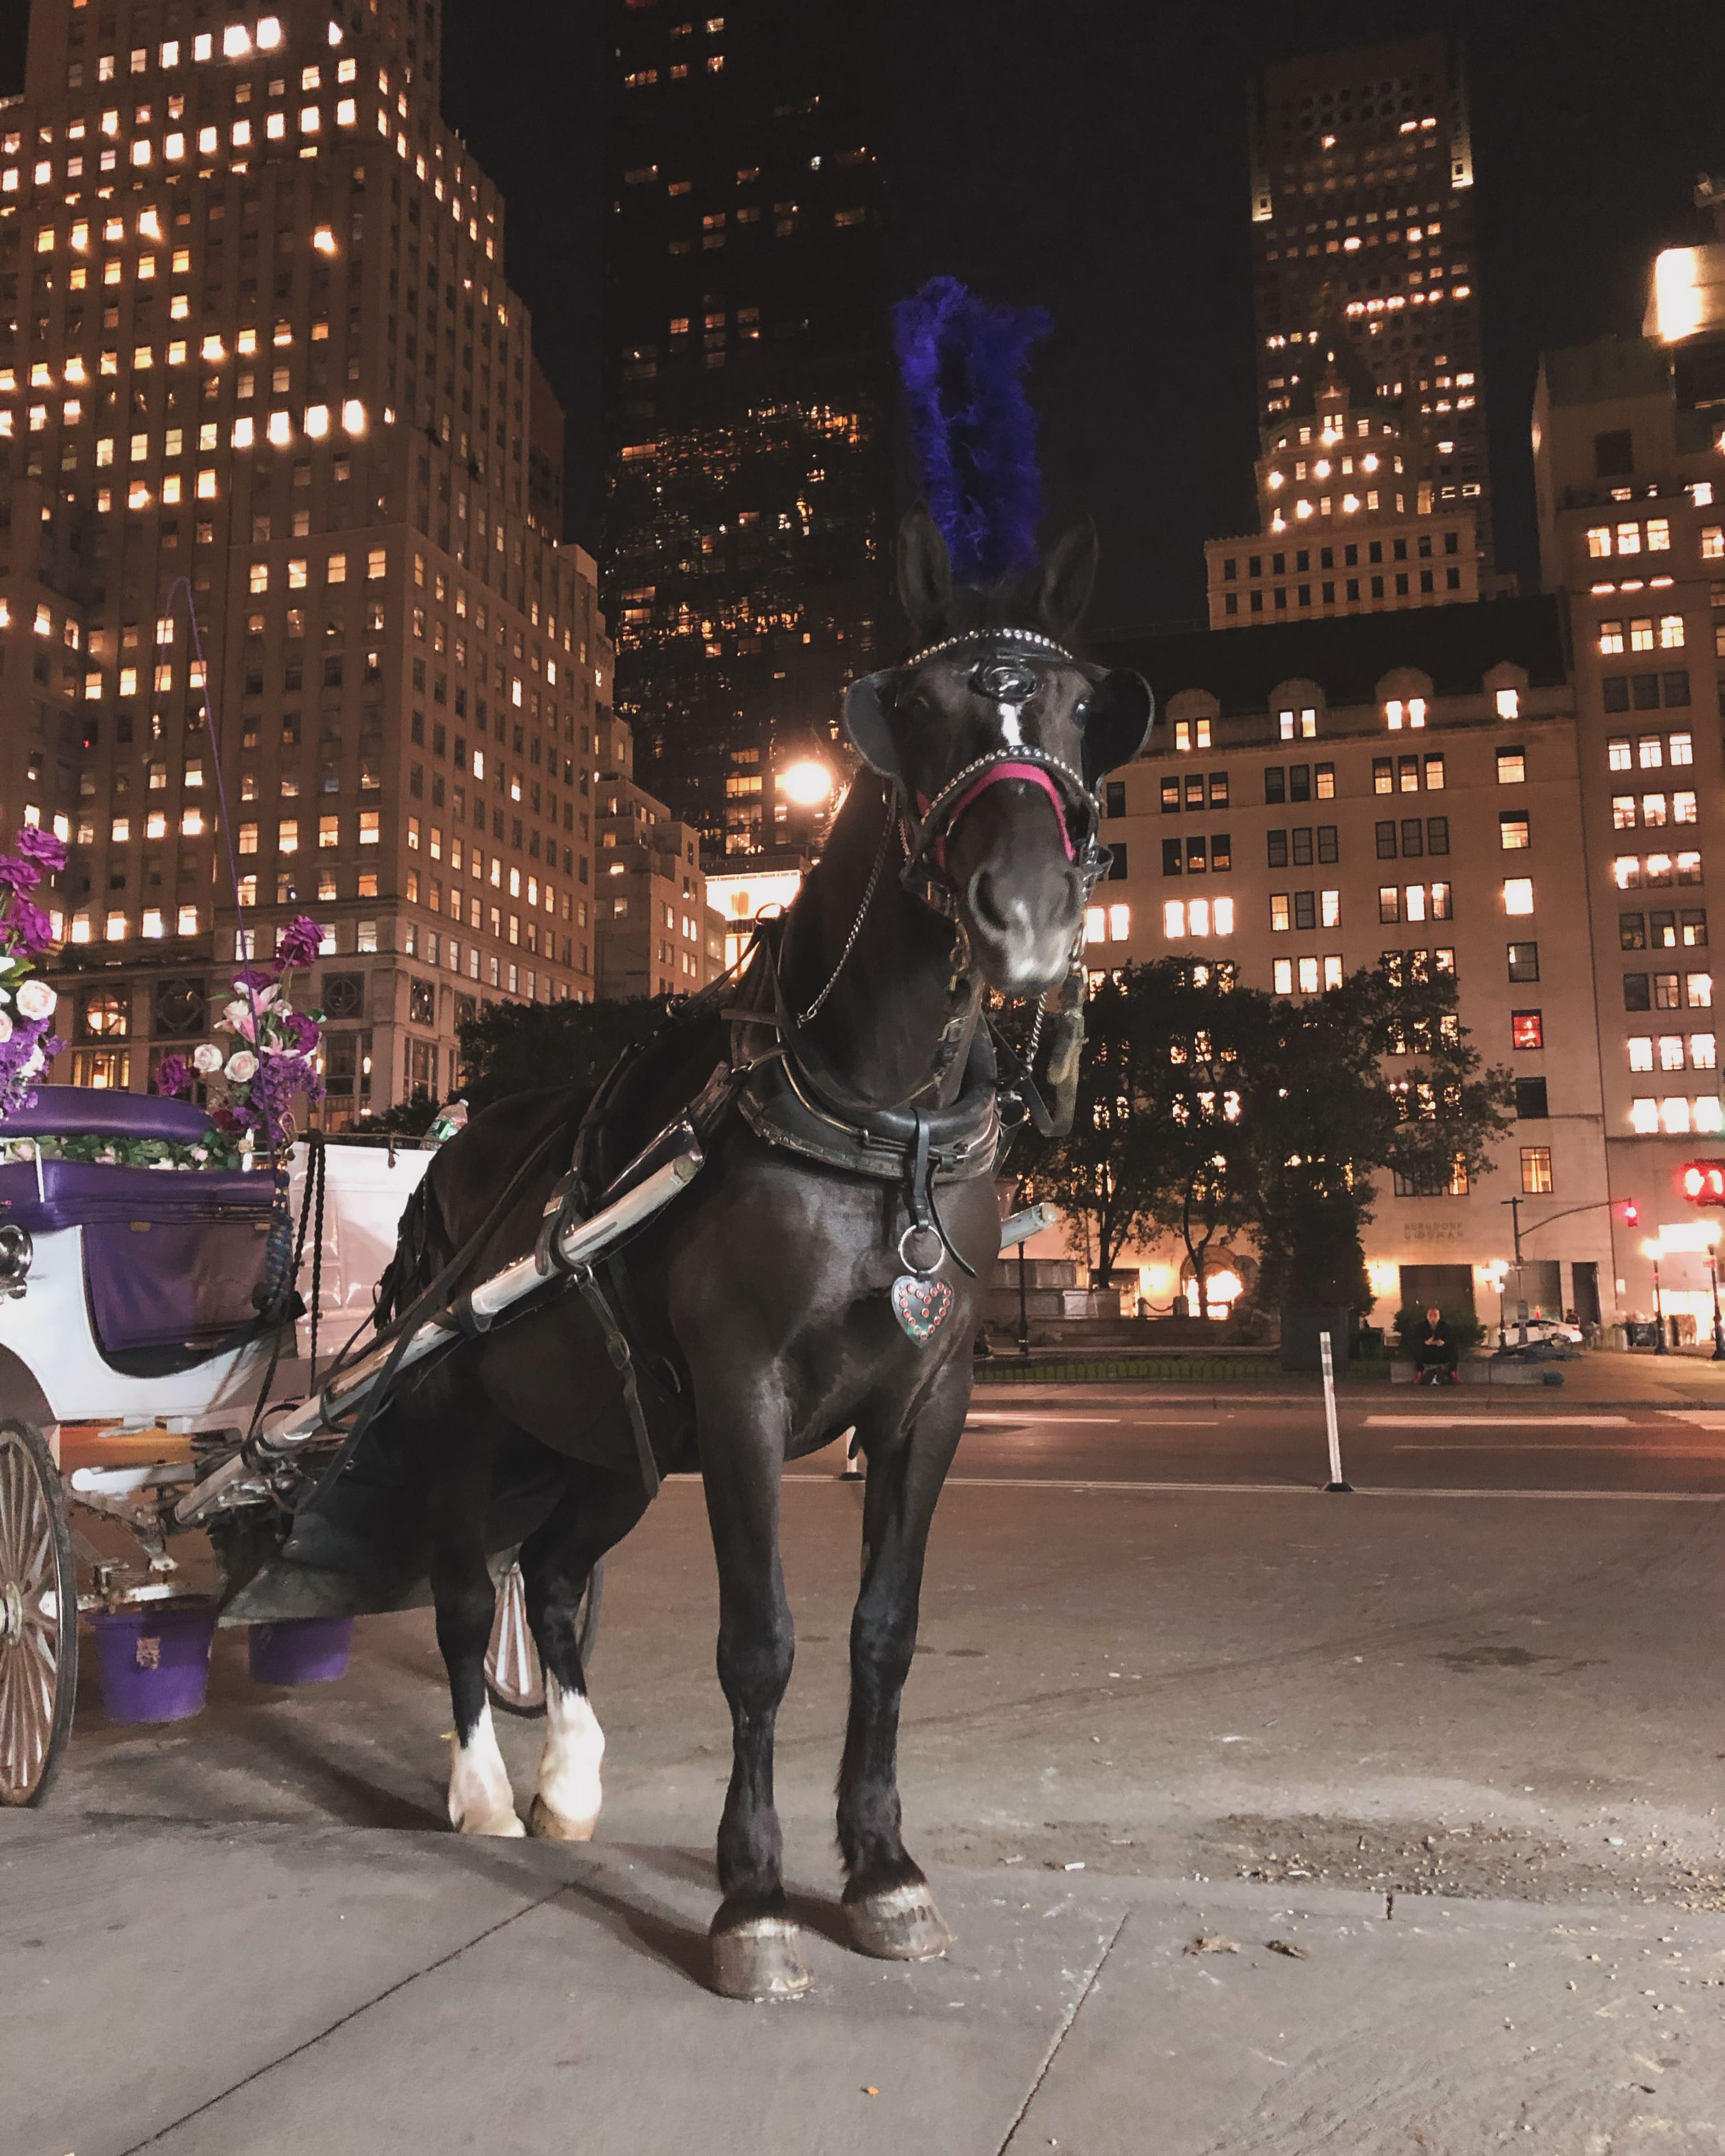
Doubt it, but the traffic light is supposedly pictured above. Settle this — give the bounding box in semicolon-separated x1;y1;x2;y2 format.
1618;1199;1639;1226
1679;1161;1725;1205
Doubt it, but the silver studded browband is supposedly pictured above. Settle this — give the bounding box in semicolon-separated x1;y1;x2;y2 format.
903;626;1076;668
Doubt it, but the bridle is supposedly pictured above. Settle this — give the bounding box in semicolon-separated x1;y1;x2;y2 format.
799;629;1112;1026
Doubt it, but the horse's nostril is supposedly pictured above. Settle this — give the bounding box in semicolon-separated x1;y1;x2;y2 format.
967;869;1010;938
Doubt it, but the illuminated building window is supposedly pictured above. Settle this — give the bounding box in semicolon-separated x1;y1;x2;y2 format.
1690;1032;1717;1069
1659;614;1685;649
1612;795;1636;829
1647;518;1671;552
1629;617;1655;651
1297;956;1320;994
1629;1097;1658;1133
1586;526;1610;558
1639;735;1663;769
1671;732;1695;766
1495;688;1519;719
1598;619;1625;654
1270;893;1290;931
1520;1147;1553;1194
1616;522;1641;556
1661;1097;1693;1135
1627;1035;1654;1071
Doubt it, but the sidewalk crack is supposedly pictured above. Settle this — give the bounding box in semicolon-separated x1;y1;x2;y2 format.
116;1877;570;2154
996;1907;1130;2154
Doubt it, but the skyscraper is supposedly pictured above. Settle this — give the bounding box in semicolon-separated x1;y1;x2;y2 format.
603;0;894;860
1;0;607;1121
1248;35;1495;576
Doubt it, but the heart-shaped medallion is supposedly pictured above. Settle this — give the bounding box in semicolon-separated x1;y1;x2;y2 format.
891;1272;954;1346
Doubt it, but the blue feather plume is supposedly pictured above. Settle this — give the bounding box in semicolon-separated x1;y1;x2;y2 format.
892;275;1050;586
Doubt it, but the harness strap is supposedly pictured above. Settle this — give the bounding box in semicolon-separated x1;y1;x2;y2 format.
574;1265;661;1499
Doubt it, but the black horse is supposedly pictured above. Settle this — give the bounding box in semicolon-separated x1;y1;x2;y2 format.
378;504;1151;1997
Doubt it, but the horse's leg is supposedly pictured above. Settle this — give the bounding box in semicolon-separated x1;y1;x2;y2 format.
425;1403;522;1837
836;1364;967;1959
519;1464;650;1842
700;1408;807;2000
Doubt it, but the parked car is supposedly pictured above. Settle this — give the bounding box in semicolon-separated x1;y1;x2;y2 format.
1504;1316;1585;1348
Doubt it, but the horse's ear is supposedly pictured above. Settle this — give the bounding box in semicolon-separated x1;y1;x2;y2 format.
1080;667;1154;788
897;502;953;634
842;669;903;784
1037;514;1099;643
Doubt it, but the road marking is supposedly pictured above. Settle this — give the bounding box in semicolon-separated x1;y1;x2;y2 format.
1364;1415;1631;1428
1660;1409;1725;1428
965;1413;1125;1425
1395;1442;1723;1457
781;1474;1725;1503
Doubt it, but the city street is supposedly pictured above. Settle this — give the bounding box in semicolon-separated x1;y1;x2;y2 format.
7;1387;1725;2154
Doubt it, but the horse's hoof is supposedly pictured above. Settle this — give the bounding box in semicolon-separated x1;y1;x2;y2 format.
455;1807;526;1838
710;1915;813;2001
529;1792;598;1843
845;1881;953;1961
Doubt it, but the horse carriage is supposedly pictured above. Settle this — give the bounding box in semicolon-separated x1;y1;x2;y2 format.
0;1084;592;1809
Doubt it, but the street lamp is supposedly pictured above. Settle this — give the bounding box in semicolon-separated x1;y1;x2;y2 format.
1642;1237;1670;1354
1704;1219;1725;1361
1486;1258;1509;1348
777;760;834;809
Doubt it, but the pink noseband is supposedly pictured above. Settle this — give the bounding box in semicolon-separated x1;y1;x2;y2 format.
928;761;1077;869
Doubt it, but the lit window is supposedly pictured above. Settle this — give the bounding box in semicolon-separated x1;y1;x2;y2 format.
1270;893;1290;931
180;808;204;836
1598;619;1624;654
1321;890;1340;927
1702;526;1724;561
1629;617;1655;651
177;905;199;936
1698;1097;1725;1134
1647;518;1671;552
1639;735;1663;769
224;23;252;56
1630;1097;1659;1133
106;913;129;942
327;550;346;583
1627;1035;1654;1071
342;398;366;435
300;106;321;134
1504;878;1534;916
1213;897;1234;935
1161;900;1183;938
1586;526;1610;558
1659;614;1685;649
1661;1096;1693;1135
1273;958;1293;994
278;819;299;855
1671;732;1695;766
1297;956;1320;994
304;403;330;438
1495;687;1519;719
1615;522;1641;556
232;119;252;147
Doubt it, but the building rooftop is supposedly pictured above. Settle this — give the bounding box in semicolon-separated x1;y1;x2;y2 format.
1095;593;1570;718
1540;337;1673;410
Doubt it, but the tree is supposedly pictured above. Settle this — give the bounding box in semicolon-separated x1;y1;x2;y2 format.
453;995;677;1111
1241;963;1514;1323
1030;972;1166;1282
1124;957;1264;1311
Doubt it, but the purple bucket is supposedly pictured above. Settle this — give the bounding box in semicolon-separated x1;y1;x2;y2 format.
248;1616;355;1687
92;1600;217;1725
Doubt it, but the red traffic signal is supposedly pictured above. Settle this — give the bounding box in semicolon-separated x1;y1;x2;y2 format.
1618;1199;1639;1226
1679;1161;1725;1205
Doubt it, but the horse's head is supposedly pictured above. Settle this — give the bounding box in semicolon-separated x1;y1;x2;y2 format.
843;505;1154;998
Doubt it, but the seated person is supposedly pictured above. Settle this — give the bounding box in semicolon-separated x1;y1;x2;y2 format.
1414;1306;1459;1384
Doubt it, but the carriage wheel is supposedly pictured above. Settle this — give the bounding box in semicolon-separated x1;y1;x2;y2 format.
0;1420;78;1807
484;1558;603;1720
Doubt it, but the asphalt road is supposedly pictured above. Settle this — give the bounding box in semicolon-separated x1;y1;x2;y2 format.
788;1386;1725;1497
9;1389;1725;2154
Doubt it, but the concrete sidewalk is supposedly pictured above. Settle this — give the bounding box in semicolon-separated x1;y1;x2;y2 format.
6;1817;1724;2156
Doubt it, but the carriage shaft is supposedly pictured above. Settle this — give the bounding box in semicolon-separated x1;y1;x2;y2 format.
173;1141;703;1525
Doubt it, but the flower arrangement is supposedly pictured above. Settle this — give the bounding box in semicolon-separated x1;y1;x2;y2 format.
157;914;329;1165
0;824;68;1120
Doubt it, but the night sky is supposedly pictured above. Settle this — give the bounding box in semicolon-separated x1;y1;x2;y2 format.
8;1;1720;633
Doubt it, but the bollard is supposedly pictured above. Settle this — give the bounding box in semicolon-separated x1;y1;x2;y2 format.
1320;1330;1352;1493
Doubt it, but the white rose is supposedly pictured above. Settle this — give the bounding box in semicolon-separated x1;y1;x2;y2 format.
14;979;56;1022
192;1043;225;1075
225;1050;259;1084
0;1011;14;1044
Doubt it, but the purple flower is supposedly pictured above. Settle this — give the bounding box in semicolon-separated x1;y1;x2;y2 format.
0;857;41;895
11;825;68;873
155;1053;191;1099
277;914;328;968
5;900;54;955
280;1009;320;1054
233;964;281;992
